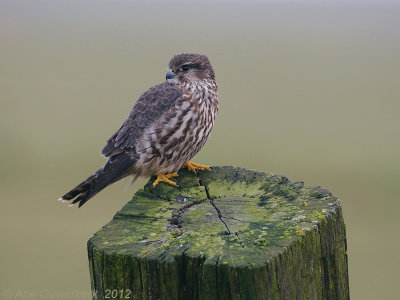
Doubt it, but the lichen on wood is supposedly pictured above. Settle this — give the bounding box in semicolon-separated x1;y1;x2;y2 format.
88;166;349;299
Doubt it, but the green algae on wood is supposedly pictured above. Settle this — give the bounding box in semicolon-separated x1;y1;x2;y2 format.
88;166;349;300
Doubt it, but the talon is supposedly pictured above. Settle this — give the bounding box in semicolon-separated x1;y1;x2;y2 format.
184;161;212;174
152;172;180;188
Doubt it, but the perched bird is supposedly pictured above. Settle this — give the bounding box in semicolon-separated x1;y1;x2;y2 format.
59;53;218;207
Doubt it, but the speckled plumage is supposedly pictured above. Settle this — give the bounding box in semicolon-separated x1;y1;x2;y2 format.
60;53;218;207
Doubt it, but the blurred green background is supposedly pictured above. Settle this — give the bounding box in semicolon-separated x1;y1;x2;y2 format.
1;0;399;299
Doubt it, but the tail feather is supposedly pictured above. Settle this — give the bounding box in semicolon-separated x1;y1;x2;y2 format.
59;169;103;207
59;152;135;207
60;172;98;201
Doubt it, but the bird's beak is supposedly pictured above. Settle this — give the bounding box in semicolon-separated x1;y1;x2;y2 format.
166;69;176;80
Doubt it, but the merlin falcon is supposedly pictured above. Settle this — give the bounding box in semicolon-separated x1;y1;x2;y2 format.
59;53;218;207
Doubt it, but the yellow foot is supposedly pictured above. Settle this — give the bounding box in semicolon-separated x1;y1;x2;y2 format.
152;172;179;188
184;161;212;174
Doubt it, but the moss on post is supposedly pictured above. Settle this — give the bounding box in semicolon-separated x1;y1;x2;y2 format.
88;166;349;299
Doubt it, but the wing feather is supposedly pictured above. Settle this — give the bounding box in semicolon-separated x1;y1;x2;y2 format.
101;83;183;158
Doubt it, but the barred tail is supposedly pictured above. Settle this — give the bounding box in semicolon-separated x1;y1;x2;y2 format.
59;152;136;207
59;169;104;207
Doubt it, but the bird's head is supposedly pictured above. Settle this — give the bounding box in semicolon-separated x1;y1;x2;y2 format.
166;53;215;84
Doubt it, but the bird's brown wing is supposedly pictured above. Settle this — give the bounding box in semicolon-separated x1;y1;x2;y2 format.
101;82;183;158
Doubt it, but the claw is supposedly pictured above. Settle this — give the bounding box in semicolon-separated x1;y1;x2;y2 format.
152;172;179;188
184;161;212;175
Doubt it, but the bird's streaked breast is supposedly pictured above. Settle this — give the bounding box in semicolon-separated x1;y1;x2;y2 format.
134;80;218;176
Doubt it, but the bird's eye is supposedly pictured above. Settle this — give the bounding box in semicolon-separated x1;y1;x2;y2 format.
179;65;191;72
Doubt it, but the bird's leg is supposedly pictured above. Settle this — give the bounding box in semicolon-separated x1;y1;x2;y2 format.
152;172;179;188
184;161;212;174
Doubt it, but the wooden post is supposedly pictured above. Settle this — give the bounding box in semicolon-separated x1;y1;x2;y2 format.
87;166;349;300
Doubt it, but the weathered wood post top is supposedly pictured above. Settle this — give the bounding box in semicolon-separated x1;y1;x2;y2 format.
88;166;349;299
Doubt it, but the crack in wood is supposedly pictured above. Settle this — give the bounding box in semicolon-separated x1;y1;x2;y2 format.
209;199;231;235
169;171;237;237
200;175;233;235
170;198;208;226
233;231;245;248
